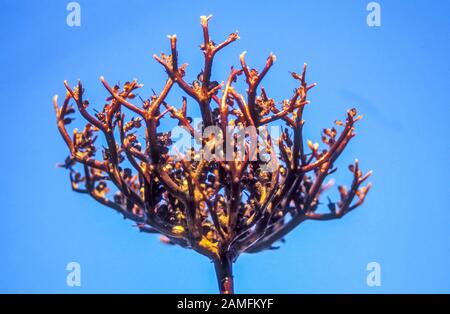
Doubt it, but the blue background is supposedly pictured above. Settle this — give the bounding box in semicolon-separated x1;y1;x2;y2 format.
0;0;449;293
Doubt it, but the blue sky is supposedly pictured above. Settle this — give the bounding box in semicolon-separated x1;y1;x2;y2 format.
0;0;449;293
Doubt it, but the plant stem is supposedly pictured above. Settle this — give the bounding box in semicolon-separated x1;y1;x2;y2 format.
214;253;234;294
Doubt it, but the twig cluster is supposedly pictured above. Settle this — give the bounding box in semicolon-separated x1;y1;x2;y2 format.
54;16;371;294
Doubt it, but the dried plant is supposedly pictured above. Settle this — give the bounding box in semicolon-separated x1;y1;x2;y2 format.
54;16;371;294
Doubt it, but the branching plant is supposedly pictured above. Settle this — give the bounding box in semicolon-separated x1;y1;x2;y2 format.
54;16;371;294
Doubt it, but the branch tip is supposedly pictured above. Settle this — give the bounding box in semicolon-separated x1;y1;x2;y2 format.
200;14;213;23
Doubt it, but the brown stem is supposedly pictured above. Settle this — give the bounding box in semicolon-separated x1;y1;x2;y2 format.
214;253;234;294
